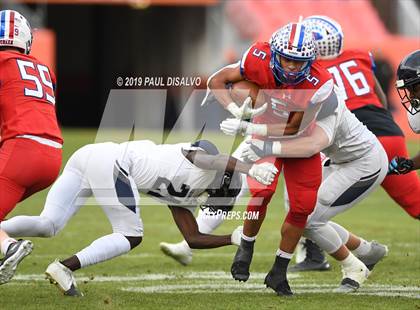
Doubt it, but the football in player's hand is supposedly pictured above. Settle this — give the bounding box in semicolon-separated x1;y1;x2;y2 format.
230;80;265;108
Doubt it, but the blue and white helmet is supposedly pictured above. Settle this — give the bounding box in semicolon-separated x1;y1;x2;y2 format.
270;22;317;85
303;15;344;59
0;10;33;54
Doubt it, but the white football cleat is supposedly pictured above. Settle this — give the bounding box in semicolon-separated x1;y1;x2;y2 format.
334;260;370;293
45;260;83;297
0;239;33;285
160;241;192;266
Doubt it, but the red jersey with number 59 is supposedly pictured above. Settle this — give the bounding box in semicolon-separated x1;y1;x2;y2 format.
0;51;62;144
316;49;381;111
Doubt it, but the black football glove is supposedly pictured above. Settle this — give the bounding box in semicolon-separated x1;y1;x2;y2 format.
388;156;414;175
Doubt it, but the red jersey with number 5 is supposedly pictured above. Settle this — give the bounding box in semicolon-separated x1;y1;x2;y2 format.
240;42;333;138
316;49;381;111
0;51;62;144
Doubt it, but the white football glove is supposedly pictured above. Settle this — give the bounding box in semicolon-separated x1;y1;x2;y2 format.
227;96;268;119
231;225;243;246
220;118;249;136
242;140;273;162
248;162;278;185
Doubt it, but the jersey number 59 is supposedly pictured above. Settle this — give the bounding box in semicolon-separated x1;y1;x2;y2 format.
16;59;56;105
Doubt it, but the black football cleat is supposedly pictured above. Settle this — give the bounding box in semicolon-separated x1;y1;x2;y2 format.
288;239;331;272
231;239;254;282
264;271;293;296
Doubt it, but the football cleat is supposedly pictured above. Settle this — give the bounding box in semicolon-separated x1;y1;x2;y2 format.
264;271;293;296
159;241;192;266
334;261;370;293
357;241;388;271
288;239;331;272
45;260;83;297
0;239;33;285
231;239;254;282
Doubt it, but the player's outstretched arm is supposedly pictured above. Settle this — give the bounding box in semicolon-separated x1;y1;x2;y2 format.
242;125;330;161
168;206;232;249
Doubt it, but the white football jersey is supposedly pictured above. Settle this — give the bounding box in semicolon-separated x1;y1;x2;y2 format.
316;96;378;163
117;140;217;206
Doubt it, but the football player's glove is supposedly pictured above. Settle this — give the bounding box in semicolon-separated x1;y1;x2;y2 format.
220;119;267;137
388;156;414;175
242;140;274;162
226;96;267;119
248;162;278;185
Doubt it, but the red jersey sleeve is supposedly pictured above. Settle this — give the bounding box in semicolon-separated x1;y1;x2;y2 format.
240;42;274;88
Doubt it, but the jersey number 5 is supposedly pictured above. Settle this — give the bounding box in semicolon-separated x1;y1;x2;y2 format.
16;59;56;105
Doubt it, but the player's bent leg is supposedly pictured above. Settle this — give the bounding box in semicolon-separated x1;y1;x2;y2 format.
1;169;91;237
304;221;369;292
232;173;279;282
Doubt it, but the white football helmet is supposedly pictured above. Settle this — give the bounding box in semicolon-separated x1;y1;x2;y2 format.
303;15;344;59
270;22;317;84
0;10;33;54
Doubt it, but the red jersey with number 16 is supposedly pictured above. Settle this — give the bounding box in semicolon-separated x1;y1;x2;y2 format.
0;51;63;144
316;49;381;111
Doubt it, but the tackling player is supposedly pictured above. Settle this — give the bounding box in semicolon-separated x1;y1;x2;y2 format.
388;50;420;174
0;139;277;296
243;84;389;292
207;21;336;296
288;16;420;272
0;10;63;284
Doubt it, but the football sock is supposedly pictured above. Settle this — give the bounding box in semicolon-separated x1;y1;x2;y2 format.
75;233;131;268
1;238;17;255
352;239;372;256
241;233;256;242
60;255;81;271
339;252;363;270
196;208;224;234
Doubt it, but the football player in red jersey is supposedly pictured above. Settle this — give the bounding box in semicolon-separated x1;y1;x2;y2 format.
287;16;420;273
208;21;336;295
0;10;63;284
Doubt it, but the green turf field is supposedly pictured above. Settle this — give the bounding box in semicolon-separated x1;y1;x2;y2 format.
2;129;420;309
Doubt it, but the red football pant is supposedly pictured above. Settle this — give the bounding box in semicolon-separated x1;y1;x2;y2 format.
0;138;62;220
246;154;322;228
378;136;420;218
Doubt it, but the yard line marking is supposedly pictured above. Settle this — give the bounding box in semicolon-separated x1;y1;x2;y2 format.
121;283;420;299
12;272;301;282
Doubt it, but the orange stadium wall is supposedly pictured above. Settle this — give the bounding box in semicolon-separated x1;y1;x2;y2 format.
30;29;56;74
